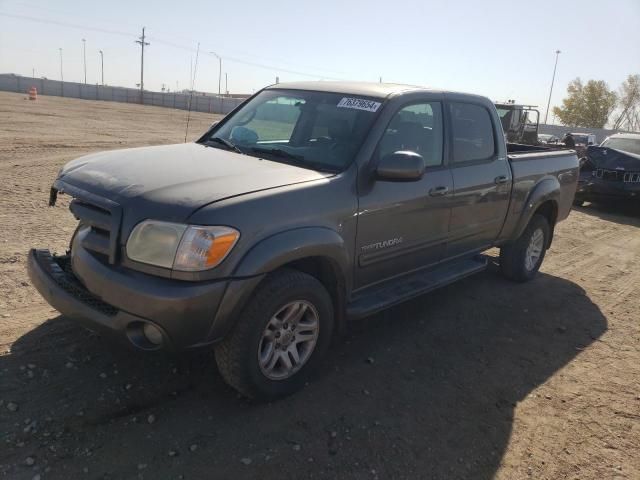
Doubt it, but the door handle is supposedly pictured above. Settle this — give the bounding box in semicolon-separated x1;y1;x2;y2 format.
429;186;449;197
494;175;508;185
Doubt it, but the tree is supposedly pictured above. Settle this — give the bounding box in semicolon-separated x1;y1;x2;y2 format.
553;78;617;128
612;74;640;131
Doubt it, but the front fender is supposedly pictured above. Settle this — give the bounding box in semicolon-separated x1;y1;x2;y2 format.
513;177;560;239
233;227;351;280
207;227;351;342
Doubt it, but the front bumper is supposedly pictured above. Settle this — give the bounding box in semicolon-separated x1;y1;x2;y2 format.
27;248;263;351
576;179;640;201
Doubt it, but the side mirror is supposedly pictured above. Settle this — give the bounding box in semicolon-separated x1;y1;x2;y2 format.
376;151;425;181
210;120;219;129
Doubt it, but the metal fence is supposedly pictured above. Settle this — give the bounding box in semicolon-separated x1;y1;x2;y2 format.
0;74;246;115
538;124;631;144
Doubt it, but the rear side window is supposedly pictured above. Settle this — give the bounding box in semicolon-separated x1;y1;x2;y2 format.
450;103;495;163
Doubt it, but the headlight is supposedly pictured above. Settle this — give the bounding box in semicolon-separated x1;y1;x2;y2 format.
126;221;239;271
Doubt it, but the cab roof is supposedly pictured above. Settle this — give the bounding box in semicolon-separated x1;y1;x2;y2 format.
265;81;439;99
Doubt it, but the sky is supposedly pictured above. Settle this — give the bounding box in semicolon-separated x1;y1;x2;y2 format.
1;0;639;121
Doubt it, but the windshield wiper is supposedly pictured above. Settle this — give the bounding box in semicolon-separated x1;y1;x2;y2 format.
206;136;243;154
250;147;338;173
250;147;304;161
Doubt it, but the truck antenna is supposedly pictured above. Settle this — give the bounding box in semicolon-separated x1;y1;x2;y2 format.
184;42;200;143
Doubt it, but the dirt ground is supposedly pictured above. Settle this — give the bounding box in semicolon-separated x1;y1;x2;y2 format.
0;91;638;480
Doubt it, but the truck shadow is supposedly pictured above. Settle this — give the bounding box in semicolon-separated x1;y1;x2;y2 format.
2;265;606;480
574;201;640;226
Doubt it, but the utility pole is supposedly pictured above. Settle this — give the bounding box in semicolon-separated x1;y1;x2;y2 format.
209;52;222;95
544;50;561;125
99;50;104;85
135;27;150;103
82;38;87;84
225;72;228;95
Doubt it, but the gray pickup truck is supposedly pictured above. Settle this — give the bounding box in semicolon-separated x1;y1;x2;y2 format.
28;81;579;399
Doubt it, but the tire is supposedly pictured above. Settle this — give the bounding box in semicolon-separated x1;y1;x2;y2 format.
500;214;550;283
214;268;334;400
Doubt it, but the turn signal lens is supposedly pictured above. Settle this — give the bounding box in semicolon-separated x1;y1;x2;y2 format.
173;226;239;271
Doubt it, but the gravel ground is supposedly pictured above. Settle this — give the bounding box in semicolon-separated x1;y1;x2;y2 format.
0;91;639;480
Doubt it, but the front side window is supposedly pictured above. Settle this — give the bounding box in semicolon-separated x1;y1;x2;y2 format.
202;89;382;172
378;102;443;167
450;103;496;163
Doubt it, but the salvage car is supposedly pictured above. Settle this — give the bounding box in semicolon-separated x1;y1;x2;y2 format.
28;81;579;399
575;132;640;205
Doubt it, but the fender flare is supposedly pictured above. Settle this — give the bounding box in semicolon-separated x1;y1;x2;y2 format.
233;227;351;281
208;227;351;342
513;177;560;241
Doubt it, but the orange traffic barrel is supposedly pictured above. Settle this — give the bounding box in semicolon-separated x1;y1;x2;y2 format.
28;86;37;100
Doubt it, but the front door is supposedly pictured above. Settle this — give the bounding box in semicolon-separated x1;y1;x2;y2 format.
355;100;452;290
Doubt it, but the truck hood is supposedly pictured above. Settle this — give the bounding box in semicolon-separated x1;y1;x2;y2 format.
585;146;640;171
57;143;331;222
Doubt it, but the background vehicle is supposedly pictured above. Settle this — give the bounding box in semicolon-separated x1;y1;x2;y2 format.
575;133;640;205
28;82;579;400
538;133;559;144
495;102;540;145
567;132;597;157
571;133;597;147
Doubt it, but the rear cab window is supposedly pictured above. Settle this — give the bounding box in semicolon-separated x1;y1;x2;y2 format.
449;102;496;163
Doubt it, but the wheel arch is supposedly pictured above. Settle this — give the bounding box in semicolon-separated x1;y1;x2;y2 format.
514;177;560;248
231;227;351;336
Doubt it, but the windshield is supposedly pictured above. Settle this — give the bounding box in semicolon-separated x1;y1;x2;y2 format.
601;137;640;155
200;89;383;172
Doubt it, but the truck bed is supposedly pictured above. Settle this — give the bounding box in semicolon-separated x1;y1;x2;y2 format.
497;144;579;245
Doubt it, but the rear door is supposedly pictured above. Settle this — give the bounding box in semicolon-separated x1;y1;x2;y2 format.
445;99;512;259
355;97;452;289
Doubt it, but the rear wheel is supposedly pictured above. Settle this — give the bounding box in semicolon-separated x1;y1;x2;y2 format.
500;214;550;282
214;269;334;400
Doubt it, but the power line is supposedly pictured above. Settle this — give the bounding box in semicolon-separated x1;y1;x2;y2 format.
0;12;346;82
0;12;134;37
151;37;344;80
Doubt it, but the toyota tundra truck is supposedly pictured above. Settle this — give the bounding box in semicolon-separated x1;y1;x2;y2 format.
28;81;579;399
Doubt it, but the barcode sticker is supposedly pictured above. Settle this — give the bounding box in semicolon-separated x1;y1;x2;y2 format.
337;97;381;112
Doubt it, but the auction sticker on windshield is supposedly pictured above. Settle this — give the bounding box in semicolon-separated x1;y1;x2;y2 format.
337;97;381;112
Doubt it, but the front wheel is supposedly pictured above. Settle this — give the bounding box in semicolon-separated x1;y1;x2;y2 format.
500;214;550;282
214;269;334;400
